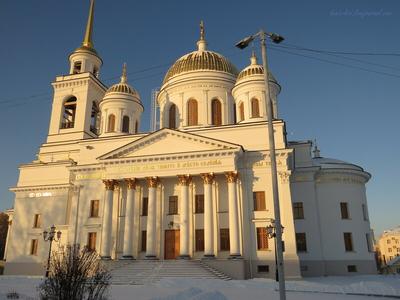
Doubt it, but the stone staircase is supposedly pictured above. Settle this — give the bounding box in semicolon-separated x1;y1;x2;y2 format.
102;259;231;285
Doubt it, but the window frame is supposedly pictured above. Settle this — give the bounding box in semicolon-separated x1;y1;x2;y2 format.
296;232;307;252
122;115;130;133
195;194;204;214
344;232;354;252
256;227;269;250
211;98;222;126
87;232;97;251
142;197;148;216
220;228;230;251
169;104;177;129
195;229;205;252
340;202;350;219
293;202;304;220
30;239;38;255
89;200;99;218
33;214;41;228
253;191;266;211
107;114;116;132
168;196;178;215
141;231;147;252
251;98;260;118
187;99;198;126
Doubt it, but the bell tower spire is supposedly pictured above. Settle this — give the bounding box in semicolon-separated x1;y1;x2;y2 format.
82;0;95;50
68;0;102;76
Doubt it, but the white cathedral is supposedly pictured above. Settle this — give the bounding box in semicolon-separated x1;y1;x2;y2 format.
3;1;376;279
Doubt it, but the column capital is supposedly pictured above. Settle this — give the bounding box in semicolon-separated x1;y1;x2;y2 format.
125;178;137;190
225;171;239;183
146;176;159;188
201;173;215;184
103;179;118;190
177;175;192;186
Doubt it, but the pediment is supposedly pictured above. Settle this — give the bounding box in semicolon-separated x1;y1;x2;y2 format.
98;128;242;160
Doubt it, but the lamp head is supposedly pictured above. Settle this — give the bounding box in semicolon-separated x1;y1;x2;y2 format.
235;35;255;49
43;230;48;240
57;231;62;240
270;33;284;44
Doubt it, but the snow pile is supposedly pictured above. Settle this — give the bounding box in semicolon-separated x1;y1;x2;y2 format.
0;275;399;299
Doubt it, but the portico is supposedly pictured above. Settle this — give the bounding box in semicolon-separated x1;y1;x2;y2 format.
70;128;244;261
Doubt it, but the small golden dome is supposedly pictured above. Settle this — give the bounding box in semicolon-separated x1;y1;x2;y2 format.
163;50;238;84
236;53;278;84
106;83;138;96
105;63;140;98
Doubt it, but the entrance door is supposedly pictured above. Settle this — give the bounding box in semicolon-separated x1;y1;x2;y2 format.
164;230;180;259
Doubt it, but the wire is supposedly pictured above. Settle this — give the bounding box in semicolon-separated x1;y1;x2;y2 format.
269;45;400;79
1;43;400;106
282;42;400;57
276;44;400;72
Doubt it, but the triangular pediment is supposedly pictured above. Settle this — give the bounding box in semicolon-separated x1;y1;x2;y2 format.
98;128;242;160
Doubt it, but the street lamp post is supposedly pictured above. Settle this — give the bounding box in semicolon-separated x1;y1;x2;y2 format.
266;221;284;282
236;29;286;300
43;225;62;277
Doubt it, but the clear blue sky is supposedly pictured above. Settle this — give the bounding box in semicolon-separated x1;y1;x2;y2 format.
0;0;399;237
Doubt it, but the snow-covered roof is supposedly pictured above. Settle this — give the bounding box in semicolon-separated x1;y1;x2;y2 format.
312;157;365;172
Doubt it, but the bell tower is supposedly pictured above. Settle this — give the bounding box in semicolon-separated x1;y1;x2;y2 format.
46;0;106;143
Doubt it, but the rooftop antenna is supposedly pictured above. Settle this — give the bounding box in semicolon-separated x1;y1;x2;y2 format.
150;89;159;132
313;139;321;158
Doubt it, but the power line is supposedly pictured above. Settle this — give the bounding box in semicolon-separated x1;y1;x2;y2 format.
277;44;400;72
269;45;400;79
1;44;400;106
281;42;400;57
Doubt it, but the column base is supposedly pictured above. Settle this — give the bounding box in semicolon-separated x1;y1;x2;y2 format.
145;255;158;260
228;254;242;260
202;254;215;260
100;256;112;260
120;255;135;260
177;255;190;260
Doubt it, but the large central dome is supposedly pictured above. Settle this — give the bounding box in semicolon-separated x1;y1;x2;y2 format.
163;50;238;84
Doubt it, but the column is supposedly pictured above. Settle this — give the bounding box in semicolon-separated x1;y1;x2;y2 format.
226;171;241;257
100;179;117;259
68;186;80;245
178;175;191;258
201;173;215;258
146;176;159;259
3;220;12;260
122;178;136;259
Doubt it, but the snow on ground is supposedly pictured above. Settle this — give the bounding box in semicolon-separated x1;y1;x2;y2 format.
0;275;399;300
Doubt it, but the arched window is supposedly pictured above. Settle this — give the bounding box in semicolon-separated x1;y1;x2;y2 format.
107;114;115;132
90;101;99;134
61;96;77;129
211;99;222;126
122;116;130;133
73;62;82;74
169;104;177;129
187;99;198;126
135;121;139;133
239;102;245;122
251;98;260;118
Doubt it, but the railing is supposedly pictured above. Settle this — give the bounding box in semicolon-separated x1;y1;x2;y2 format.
61;122;74;129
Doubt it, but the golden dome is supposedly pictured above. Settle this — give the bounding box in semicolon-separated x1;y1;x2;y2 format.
105;64;140;98
106;83;138;96
236;53;278;84
163;50;238;84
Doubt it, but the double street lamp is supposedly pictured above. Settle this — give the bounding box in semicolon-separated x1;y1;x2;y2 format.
43;225;62;277
236;30;286;300
266;220;284;282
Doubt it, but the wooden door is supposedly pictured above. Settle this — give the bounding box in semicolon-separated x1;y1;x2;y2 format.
165;230;180;259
